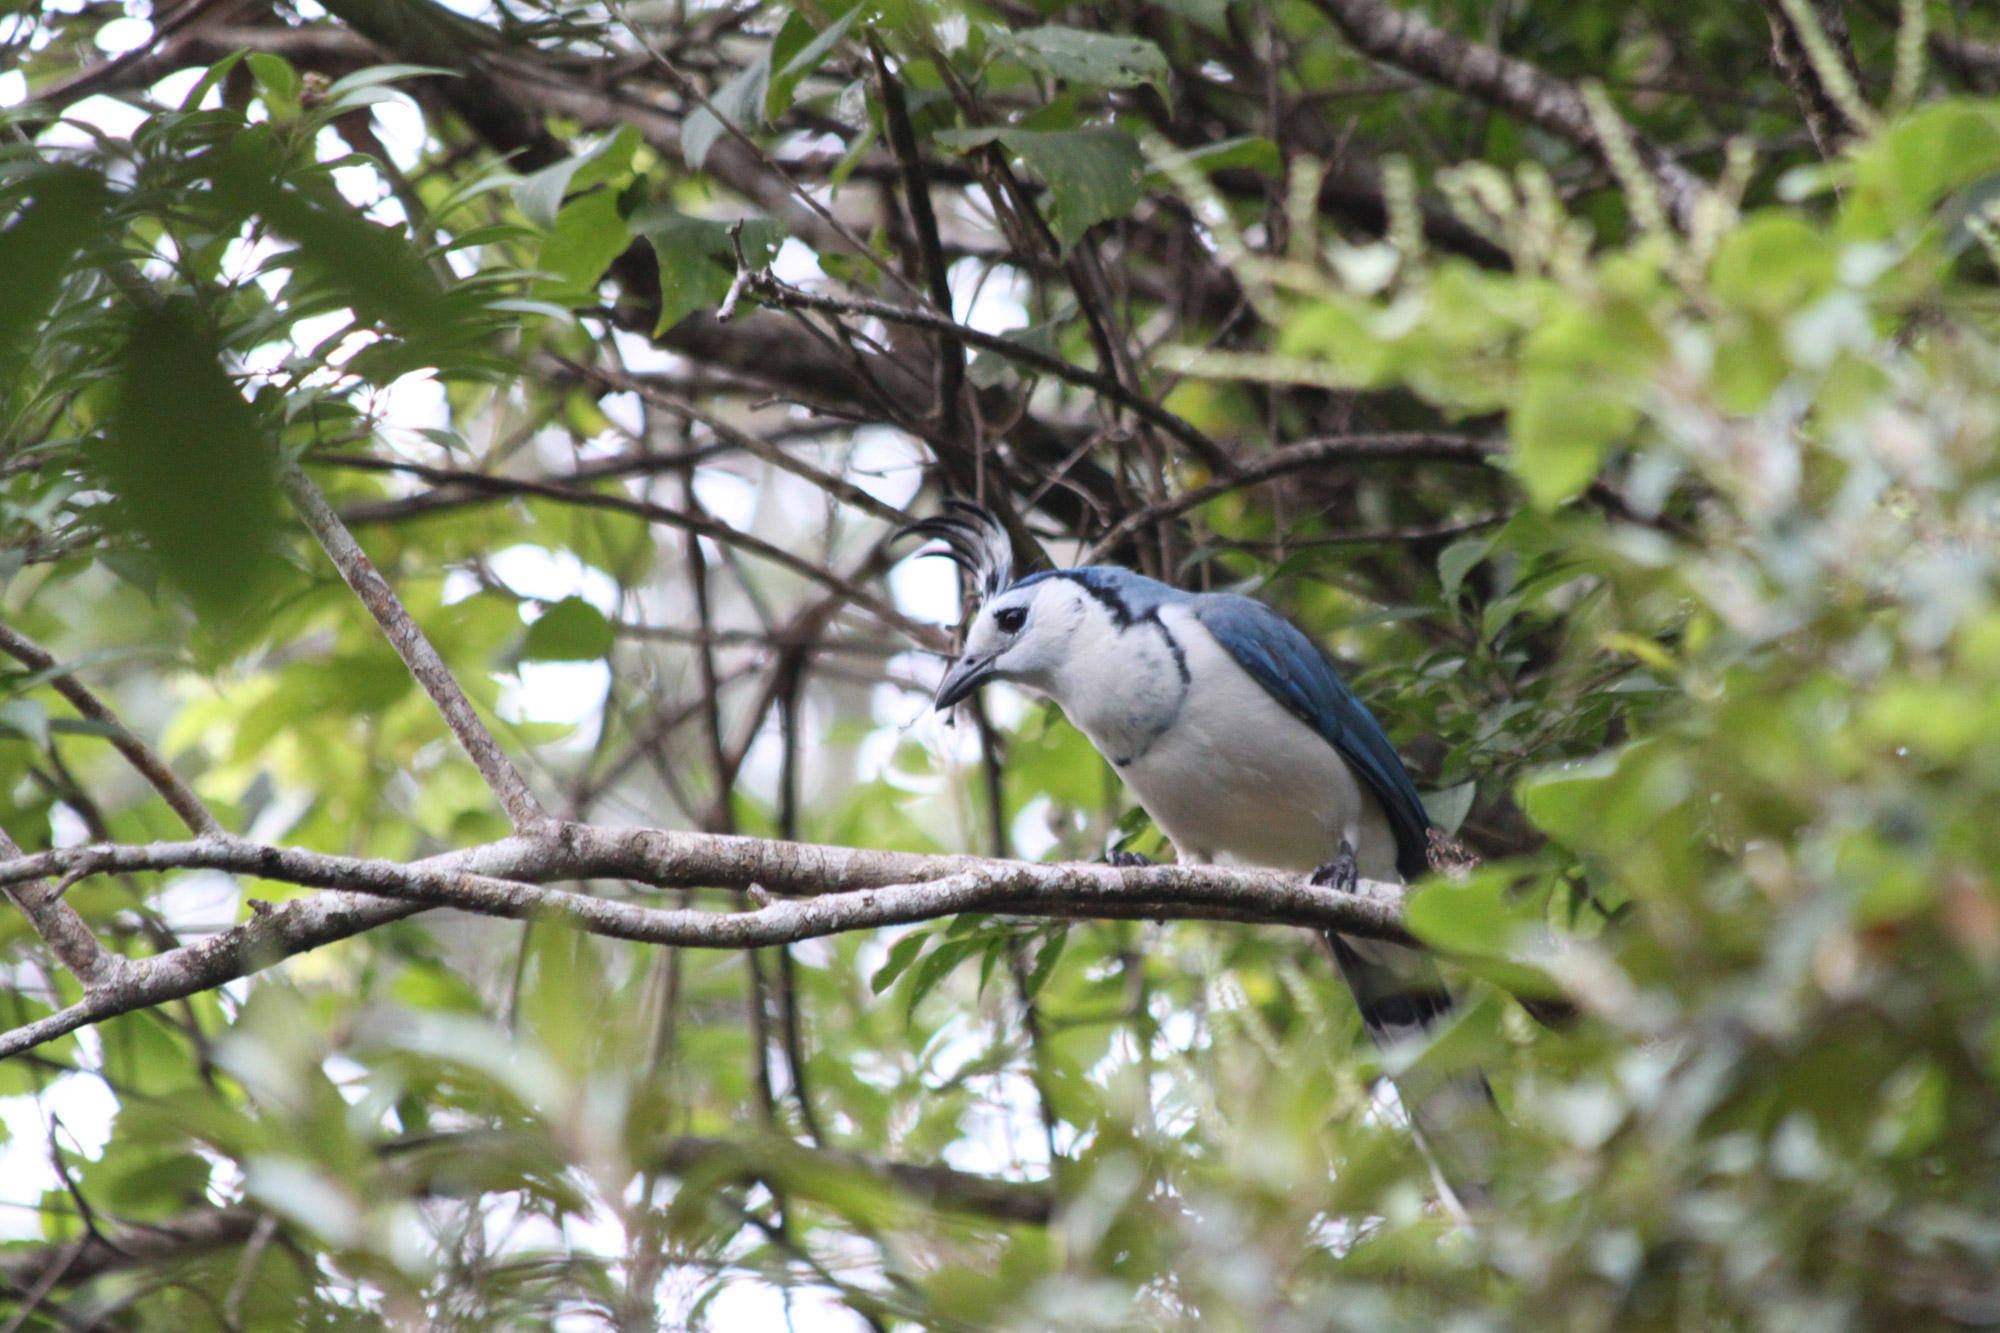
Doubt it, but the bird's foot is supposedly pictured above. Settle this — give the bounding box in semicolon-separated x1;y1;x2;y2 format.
1309;841;1359;894
1106;850;1154;868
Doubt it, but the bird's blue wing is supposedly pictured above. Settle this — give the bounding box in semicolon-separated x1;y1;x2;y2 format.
1193;595;1431;879
1193;595;1488;1207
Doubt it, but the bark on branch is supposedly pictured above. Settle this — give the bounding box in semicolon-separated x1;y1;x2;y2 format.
1759;0;1869;156
0;824;1411;1060
284;466;550;832
1308;0;1706;231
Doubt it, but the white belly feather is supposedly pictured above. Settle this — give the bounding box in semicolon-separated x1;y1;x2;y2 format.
1090;604;1402;882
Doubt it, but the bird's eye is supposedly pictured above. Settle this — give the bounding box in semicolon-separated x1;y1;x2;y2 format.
994;606;1028;634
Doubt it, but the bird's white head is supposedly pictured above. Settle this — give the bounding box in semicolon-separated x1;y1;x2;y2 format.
931;574;1102;707
900;502;1130;710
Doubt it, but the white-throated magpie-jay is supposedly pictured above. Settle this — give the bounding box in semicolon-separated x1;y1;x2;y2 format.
906;501;1493;1211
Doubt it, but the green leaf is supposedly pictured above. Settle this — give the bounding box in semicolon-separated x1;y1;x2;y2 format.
1436;534;1494;603
1517;751;1621;847
1710;212;1835;316
871;929;931;993
1510;373;1630;507
906;936;979;1015
1420;780;1476;836
513;126;641;232
534;189;629;301
178;51;247;111
522;596;614;661
1845;102;2000;237
246;52;300;115
320;63;456;102
631;209;784;332
209;134;481;373
1145;135;1279;183
244;1157;361;1247
1404;867;1529;956
768;6;860;119
0;166;110;370
88;300;280;626
1001;26;1169;100
1013;129;1142;248
1024;927;1068;998
684;53;772;171
936;127;1143;252
0;698;50;749
1508;304;1661;509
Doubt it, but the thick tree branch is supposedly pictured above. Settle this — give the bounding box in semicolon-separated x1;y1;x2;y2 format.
1307;0;1705;230
0;826;122;995
0;825;1412;1059
0;1204;265;1300
34;26;385;112
1759;0;1869;155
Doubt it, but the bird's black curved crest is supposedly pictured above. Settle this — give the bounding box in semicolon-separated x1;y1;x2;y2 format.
898;500;1015;601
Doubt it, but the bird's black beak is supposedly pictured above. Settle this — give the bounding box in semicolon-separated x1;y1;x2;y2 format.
932;654;995;710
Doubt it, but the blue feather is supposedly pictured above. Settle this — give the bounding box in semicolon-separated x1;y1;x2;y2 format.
1012;566;1191;623
1008;567;1432;878
1189;595;1432;880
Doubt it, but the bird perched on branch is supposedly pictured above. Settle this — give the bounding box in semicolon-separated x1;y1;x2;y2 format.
903;499;1494;1215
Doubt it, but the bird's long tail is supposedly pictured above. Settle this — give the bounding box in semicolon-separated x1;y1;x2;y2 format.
1326;932;1497;1218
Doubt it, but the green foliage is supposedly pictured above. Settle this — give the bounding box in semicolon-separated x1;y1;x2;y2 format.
6;2;2000;1330
520;595;613;660
633;208;785;332
93;299;282;627
997;26;1170;102
938;126;1146;252
0;167;108;375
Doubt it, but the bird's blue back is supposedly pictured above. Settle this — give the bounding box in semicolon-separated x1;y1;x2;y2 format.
1014;567;1432;879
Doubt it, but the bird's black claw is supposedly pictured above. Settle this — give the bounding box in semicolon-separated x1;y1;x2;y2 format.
1106;850;1153;868
1309;841;1359;893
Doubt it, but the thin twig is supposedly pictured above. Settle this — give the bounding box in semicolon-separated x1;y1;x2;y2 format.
748;275;1241;479
324;453;939;646
282;465;549;831
1082;432;1498;562
601;0;924;303
0;622;222;838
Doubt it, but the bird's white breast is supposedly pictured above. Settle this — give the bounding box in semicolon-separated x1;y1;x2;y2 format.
1110;604;1401;881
